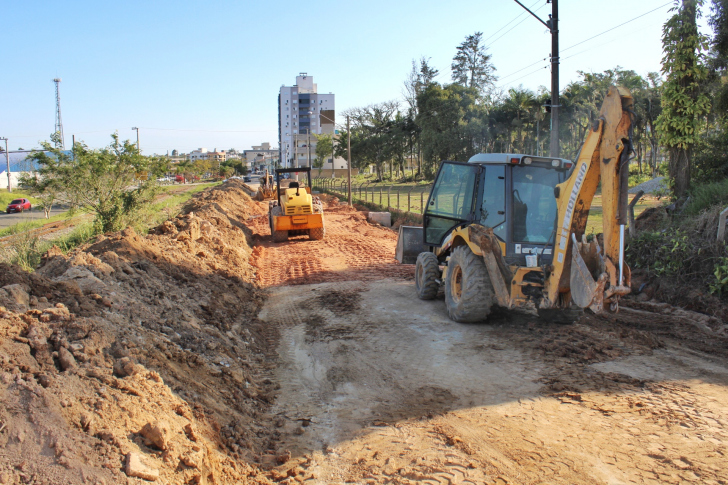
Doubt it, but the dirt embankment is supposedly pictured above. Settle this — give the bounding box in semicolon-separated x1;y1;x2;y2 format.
0;180;278;484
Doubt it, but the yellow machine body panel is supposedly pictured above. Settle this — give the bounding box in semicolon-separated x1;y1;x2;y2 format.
271;186;323;231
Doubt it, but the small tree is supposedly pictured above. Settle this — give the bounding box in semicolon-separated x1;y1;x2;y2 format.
20;174;59;219
314;133;333;176
26;134;167;232
656;0;711;197
451;32;497;93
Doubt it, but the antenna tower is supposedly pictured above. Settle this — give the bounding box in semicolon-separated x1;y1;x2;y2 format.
53;78;65;149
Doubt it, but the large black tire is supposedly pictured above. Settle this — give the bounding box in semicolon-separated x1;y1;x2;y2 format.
415;252;440;300
309;202;325;240
270;206;288;242
444;245;495;322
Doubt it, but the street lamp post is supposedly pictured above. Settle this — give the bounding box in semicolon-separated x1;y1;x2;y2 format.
0;137;9;192
131;127;140;153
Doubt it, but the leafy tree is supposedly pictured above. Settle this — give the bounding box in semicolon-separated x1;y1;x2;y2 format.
222;158;245;176
20;173;60;219
451;32;496;93
175;160;193;183
26;134;167;232
656;0;711;197
314;133;334;176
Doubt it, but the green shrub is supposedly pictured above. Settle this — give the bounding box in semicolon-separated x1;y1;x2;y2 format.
711;256;728;296
684;178;728;215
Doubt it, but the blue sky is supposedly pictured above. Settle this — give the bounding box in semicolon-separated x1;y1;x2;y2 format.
1;0;704;155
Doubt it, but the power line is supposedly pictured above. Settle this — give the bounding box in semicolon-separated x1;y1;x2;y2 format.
498;65;549;89
139;127;273;133
482;0;542;45
499;58;548;81
561;2;673;53
486;2;547;50
493;1;673;88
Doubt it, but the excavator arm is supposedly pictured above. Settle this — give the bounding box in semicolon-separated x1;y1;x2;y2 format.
545;86;634;312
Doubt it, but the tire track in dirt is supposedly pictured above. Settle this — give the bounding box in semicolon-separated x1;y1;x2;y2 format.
245;200;413;287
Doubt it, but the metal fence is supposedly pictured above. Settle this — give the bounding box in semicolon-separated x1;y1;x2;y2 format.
313;178;433;215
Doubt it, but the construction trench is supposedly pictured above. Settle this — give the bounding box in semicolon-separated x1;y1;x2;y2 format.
0;179;727;484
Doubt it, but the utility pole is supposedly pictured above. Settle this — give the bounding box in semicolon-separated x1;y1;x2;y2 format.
131;127;140;153
1;137;9;192
513;0;559;157
347;116;352;206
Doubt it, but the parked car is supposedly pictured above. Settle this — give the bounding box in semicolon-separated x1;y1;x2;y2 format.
243;176;252;182
6;198;32;213
175;175;185;183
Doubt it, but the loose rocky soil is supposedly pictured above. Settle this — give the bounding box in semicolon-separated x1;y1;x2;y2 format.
0;180;726;484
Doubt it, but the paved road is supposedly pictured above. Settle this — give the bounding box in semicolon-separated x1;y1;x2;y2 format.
0;207;69;229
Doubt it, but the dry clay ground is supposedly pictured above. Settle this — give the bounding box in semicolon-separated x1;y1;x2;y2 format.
0;180;726;484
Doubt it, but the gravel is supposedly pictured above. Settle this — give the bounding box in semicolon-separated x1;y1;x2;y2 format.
629;176;667;194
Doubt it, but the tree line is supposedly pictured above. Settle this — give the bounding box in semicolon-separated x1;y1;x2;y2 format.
335;0;727;199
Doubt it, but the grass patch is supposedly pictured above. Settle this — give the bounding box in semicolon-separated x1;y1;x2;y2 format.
131;182;220;234
0;210;75;238
8;222;98;272
0;189;39;206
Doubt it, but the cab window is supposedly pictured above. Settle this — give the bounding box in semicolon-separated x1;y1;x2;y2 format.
511;166;561;243
479;165;506;240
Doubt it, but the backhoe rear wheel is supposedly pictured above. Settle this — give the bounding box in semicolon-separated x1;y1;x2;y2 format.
415;252;440;300
445;245;494;322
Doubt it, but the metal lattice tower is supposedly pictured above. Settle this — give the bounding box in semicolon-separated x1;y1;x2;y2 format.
53;78;65;149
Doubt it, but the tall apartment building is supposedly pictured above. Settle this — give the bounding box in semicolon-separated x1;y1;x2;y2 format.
278;73;339;169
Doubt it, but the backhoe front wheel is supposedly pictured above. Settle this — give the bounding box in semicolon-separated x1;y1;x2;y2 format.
415;252;440;300
445;245;495;322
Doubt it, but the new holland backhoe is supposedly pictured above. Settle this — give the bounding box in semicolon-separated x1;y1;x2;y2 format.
268;167;325;242
396;86;634;322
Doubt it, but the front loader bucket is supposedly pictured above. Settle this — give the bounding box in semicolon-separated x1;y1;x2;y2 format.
570;234;608;312
395;226;426;264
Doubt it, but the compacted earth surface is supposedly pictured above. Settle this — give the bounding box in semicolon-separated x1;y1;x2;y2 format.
0;179;727;484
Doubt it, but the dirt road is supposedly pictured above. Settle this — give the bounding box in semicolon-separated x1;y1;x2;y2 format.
247;197;728;484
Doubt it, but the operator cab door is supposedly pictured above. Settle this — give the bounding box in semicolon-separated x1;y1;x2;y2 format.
424;161;481;246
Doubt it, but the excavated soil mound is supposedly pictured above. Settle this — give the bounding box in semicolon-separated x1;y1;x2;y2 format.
0;180;278;484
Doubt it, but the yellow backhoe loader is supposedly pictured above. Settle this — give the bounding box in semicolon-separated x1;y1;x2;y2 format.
255;169;277;201
268;167;325;242
395;86;634;322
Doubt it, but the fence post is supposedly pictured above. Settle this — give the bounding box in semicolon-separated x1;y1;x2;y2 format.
718;206;728;242
628;190;644;238
379;184;383;206
387;185;393;210
408;185;416;213
397;186;400;212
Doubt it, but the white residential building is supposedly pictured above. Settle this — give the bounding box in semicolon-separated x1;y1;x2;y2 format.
278;73;346;170
243;142;278;171
189;148;208;162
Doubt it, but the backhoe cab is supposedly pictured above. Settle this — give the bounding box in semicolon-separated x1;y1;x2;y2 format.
268;167;325;242
399;86;633;322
